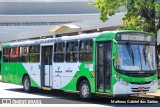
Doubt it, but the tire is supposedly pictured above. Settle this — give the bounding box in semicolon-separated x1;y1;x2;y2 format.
23;76;31;93
79;80;91;99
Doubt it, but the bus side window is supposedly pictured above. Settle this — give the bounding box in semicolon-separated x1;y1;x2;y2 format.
10;47;19;62
3;48;10;63
19;46;29;62
79;39;93;62
66;41;78;62
29;45;40;62
54;42;65;62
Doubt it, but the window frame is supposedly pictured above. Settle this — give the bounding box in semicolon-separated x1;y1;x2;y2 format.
65;40;79;63
79;39;93;62
9;47;19;63
54;42;65;63
19;46;29;63
3;47;10;63
29;45;40;63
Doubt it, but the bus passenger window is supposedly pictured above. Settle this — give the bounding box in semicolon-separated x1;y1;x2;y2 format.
79;40;93;62
29;45;40;62
54;42;65;62
19;46;29;62
10;47;18;62
66;41;78;62
3;48;10;62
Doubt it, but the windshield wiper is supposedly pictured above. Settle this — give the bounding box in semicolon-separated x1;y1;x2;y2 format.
126;42;135;66
143;42;149;65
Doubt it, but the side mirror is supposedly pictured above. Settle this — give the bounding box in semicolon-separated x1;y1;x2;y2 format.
112;39;118;59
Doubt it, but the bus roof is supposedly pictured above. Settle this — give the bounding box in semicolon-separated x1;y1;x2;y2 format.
2;30;153;47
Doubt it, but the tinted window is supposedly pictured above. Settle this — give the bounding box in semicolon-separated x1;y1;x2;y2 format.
10;47;18;62
19;46;29;62
29;45;40;62
30;45;40;53
3;48;10;62
66;41;78;62
3;48;10;55
54;42;65;62
79;40;93;62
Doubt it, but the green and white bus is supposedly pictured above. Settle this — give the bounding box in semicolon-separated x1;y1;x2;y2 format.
1;30;158;98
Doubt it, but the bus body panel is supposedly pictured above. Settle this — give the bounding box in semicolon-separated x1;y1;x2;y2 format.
60;62;95;92
21;63;40;87
113;80;158;94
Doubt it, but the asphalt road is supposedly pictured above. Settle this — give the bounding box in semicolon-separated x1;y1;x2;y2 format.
0;82;160;106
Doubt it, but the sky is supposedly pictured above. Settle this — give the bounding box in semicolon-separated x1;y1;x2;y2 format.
0;0;94;2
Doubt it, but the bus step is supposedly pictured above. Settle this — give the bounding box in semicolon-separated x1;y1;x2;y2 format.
95;92;111;95
42;87;52;90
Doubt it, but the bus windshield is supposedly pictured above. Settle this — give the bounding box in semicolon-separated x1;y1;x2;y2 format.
114;43;156;71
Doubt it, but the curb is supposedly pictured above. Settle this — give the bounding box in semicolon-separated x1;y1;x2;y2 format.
154;95;160;98
146;91;160;99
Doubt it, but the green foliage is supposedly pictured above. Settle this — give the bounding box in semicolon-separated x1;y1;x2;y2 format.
93;0;160;35
156;0;160;16
93;0;125;22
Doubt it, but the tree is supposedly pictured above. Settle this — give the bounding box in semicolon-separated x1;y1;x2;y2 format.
93;0;160;35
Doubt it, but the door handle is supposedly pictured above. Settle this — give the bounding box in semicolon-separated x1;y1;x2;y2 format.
33;73;36;75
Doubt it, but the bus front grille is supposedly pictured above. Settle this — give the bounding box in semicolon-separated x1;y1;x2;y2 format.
129;81;152;85
131;87;150;92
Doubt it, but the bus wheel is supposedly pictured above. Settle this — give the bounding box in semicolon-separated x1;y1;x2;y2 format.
79;80;91;99
23;76;31;93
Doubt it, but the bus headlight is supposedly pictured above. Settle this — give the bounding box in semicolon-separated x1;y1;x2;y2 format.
115;75;129;86
121;80;129;86
124;81;129;86
115;75;120;81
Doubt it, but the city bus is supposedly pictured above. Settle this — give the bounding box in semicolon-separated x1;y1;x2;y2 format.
1;30;158;99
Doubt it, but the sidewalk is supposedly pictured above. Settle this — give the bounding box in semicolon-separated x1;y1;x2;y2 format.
147;89;160;98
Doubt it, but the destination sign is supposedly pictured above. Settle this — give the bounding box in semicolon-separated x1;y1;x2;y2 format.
116;33;154;42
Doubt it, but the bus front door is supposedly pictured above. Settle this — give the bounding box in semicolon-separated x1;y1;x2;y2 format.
41;46;53;87
96;41;112;93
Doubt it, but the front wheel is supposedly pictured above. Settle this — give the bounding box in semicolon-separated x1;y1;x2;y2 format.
23;76;31;93
79;80;91;99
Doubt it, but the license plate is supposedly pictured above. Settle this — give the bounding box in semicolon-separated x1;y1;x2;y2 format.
138;87;145;91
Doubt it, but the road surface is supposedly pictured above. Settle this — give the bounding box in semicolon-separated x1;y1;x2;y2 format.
0;81;159;106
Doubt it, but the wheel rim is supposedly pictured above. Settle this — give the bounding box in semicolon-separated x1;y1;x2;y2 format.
24;78;29;90
81;84;89;97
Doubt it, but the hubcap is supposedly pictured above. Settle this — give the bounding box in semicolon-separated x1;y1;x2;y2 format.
24;79;29;90
81;84;89;97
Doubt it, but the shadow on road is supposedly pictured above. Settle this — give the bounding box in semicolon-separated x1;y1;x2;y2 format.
5;88;160;106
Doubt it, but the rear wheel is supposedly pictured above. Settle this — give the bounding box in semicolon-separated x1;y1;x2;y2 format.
23;76;31;93
79;80;91;99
